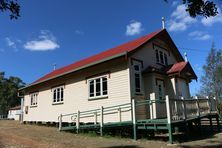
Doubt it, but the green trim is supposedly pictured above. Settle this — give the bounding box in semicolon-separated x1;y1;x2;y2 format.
133;123;137;140
137;118;167;124
167;123;173;144
137;125;168;130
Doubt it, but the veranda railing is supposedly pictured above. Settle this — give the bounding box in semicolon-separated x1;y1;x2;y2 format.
58;96;218;135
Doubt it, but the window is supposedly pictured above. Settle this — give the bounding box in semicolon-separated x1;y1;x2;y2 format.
156;79;165;100
164;53;168;66
159;51;164;64
158;84;163;100
133;63;142;94
88;76;108;99
155;50;159;63
154;45;169;66
30;92;38;106
155;49;168;66
52;86;64;104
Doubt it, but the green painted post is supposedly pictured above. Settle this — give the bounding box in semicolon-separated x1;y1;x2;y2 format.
216;116;220;132
168;124;173;144
132;99;137;140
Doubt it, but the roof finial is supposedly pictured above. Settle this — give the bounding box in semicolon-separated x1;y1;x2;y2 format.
184;52;188;62
53;63;57;71
162;17;165;29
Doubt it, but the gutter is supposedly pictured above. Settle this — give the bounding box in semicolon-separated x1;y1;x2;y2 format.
19;51;128;91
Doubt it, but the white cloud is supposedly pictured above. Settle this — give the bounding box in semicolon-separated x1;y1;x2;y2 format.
189;31;211;40
201;8;222;26
167;4;197;32
5;37;16;49
75;30;84;35
24;30;60;51
126;20;144;36
168;21;187;31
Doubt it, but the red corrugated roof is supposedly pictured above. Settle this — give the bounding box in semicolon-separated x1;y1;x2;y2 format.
33;29;163;84
167;61;187;74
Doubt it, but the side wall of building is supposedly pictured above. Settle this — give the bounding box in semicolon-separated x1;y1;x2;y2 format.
23;58;132;123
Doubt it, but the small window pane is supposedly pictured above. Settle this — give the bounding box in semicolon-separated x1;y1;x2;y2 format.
57;88;60;101
102;77;107;95
96;79;101;96
160;51;164;64
53;90;56;102
158;85;162;100
134;65;139;71
61;88;64;101
156;50;159;63
31;95;33;105
89;80;94;97
164;53;168;65
135;73;140;93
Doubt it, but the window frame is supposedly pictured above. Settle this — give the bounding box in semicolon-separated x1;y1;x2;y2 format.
30;92;38;107
87;75;108;100
52;85;65;105
159;51;164;64
153;44;169;66
132;60;143;95
164;53;168;66
155;49;160;63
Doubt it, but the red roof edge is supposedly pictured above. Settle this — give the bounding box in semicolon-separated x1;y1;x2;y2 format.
167;61;197;80
167;61;188;74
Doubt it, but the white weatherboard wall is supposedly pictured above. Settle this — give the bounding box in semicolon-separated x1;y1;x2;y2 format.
177;78;190;99
130;39;178;70
23;58;132;123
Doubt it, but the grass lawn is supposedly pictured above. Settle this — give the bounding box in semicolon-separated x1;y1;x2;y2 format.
0;120;221;148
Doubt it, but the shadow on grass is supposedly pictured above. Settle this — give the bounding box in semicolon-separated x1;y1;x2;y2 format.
173;124;222;148
134;124;222;148
63;124;222;147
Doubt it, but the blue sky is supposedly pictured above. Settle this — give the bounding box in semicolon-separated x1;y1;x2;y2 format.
0;0;222;95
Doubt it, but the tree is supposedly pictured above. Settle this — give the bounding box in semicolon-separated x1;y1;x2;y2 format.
200;43;222;100
0;72;25;114
165;0;219;18
0;0;20;19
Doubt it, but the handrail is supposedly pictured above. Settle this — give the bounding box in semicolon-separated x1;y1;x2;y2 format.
58;101;133;131
58;96;218;132
62;112;77;117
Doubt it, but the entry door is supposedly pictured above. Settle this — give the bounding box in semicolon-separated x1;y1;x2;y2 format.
156;80;166;118
157;80;165;100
